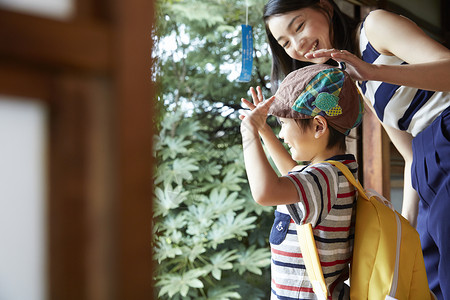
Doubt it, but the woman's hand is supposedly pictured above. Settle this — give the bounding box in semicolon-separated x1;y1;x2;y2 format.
304;49;376;82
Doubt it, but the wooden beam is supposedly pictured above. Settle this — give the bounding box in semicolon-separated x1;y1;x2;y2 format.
73;0;112;22
0;62;52;100
111;0;155;298
48;75;91;300
83;77;115;300
362;107;391;198
0;9;111;72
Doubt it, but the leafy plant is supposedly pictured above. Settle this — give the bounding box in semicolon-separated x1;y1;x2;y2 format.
153;0;278;298
153;112;273;299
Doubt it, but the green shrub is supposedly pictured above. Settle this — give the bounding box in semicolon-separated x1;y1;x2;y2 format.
153;110;273;299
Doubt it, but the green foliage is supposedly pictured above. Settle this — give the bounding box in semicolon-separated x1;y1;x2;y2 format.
154;112;273;299
154;0;277;298
154;0;273;118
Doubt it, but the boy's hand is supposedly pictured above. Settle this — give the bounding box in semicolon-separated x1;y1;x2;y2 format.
244;86;264;109
240;86;274;134
240;92;275;136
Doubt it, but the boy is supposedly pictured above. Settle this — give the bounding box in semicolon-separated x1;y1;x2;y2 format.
240;64;363;299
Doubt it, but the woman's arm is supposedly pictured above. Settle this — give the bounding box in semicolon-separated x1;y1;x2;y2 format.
401;156;419;228
382;123;419;228
363;99;419;227
306;10;450;91
361;9;450;91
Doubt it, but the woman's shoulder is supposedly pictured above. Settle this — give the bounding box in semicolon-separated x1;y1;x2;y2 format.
363;9;408;56
364;9;398;27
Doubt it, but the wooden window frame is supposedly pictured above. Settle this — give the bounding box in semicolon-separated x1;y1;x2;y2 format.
0;0;155;298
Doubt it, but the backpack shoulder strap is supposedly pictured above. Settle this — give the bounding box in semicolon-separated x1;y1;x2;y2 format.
296;223;328;300
317;160;369;201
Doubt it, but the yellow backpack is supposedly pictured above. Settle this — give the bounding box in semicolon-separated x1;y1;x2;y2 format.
298;160;435;300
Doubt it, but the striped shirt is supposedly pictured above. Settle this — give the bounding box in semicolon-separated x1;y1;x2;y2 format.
270;155;357;300
357;19;450;137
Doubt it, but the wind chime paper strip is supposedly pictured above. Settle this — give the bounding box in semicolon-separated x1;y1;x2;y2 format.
238;24;253;82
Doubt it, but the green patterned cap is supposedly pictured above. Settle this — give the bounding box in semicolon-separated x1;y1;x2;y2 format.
269;64;364;135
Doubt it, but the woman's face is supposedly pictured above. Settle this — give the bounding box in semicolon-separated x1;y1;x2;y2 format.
267;6;332;64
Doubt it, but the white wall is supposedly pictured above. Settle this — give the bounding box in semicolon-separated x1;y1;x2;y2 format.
0;97;48;300
0;0;73;19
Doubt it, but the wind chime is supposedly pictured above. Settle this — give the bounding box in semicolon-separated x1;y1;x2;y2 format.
238;1;252;82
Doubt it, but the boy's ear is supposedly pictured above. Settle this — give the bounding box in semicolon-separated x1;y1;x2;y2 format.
313;116;328;139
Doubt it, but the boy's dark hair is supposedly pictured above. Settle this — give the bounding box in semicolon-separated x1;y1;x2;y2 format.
263;0;359;93
295;118;347;152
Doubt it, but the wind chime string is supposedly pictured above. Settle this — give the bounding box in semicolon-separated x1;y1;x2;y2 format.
245;0;248;26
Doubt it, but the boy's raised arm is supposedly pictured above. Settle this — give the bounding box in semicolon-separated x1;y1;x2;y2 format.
240;96;298;206
242;86;297;175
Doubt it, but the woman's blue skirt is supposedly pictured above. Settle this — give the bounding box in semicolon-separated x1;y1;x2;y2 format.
412;106;450;300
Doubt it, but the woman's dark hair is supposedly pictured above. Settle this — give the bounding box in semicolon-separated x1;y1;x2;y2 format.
295;118;347;152
263;0;359;93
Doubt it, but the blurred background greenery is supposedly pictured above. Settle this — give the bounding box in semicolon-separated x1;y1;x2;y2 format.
152;0;278;298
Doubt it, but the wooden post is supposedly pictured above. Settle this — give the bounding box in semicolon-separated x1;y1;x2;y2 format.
48;75;91;300
111;0;155;298
362;107;391;199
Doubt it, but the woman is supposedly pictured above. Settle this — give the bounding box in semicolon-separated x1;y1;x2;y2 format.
260;0;450;298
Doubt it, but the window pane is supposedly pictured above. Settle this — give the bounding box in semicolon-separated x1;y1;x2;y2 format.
0;97;47;300
0;0;73;20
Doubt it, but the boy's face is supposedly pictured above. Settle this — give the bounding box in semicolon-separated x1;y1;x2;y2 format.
278;118;317;162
